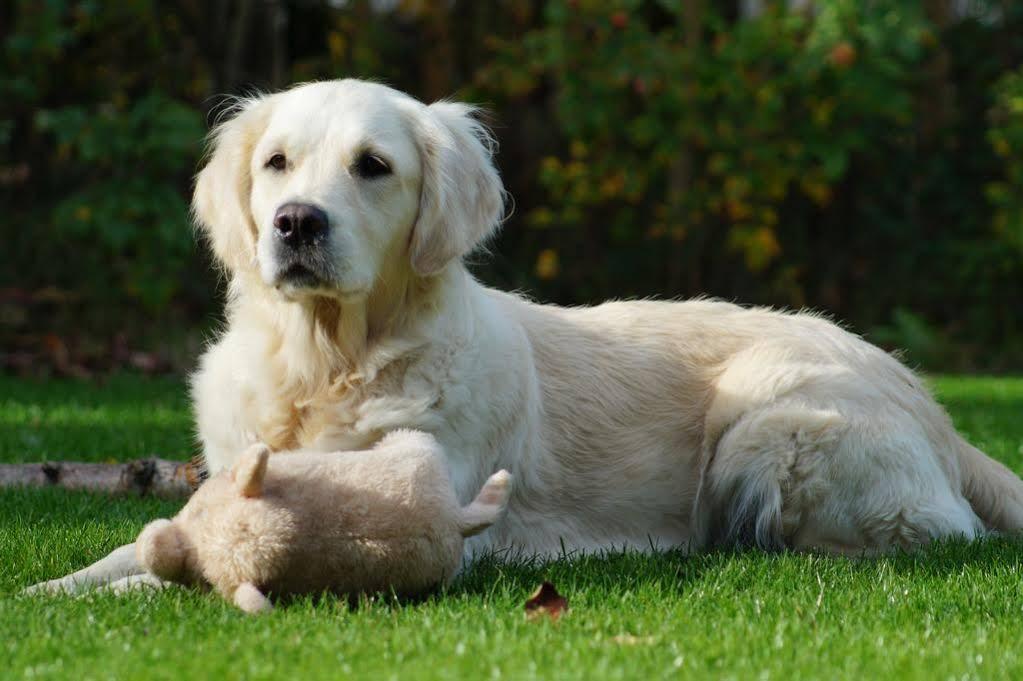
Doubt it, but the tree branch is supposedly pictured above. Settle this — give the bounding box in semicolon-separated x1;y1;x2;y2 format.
0;459;203;498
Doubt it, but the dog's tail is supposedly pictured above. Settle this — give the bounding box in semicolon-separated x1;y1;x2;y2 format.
959;438;1023;532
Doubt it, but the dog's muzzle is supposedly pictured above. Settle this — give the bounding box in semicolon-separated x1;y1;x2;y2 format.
271;202;332;288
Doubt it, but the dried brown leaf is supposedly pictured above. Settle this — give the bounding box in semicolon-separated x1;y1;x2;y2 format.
524;581;568;621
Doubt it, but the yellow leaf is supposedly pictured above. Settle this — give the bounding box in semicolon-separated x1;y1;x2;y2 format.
708;153;728;175
566;161;586;180
529;207;554;227
541;156;562;174
726;200;752;221
535;249;559;280
600;173;625;198
328;32;346;59
745;226;781;271
724;176;750;200
812;99;836;127
801;179;832;206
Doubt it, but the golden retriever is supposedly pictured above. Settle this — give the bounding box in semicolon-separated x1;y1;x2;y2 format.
30;79;1023;593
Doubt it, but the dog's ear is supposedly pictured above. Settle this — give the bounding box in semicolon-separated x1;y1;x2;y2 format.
192;97;272;273
409;102;505;277
233;443;270;498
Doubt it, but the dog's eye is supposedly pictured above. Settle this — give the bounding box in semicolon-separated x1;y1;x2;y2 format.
353;152;391;179
266;153;287;171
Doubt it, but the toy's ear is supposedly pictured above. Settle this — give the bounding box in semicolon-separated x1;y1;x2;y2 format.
458;470;512;537
233;581;273;614
136;519;190;581
192;96;272;274
408;101;505;277
233;443;270;498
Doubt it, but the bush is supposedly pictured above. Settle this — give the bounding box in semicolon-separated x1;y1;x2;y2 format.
476;1;924;294
989;65;1023;256
2;0;1022;371
1;1;217;361
470;0;1023;369
36;93;204;310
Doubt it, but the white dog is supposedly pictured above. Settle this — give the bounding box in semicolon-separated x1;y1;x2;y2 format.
31;79;1023;593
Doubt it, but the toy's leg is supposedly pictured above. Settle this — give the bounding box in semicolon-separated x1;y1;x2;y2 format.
23;542;144;595
233;582;273;614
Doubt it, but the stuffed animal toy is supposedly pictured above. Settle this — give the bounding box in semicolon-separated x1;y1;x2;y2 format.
135;430;511;613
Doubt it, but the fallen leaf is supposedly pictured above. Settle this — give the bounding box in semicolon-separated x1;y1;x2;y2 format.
524;581;568;621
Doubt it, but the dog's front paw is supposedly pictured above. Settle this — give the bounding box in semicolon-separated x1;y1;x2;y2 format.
100;572;174;594
21;576;80;596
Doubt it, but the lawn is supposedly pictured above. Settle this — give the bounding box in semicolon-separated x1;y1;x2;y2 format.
2;374;1023;680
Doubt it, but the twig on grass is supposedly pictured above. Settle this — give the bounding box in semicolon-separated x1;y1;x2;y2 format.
0;458;203;498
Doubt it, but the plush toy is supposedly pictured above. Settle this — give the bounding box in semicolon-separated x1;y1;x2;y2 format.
135;430;511;613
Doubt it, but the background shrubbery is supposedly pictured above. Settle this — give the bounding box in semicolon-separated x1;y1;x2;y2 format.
2;0;1022;373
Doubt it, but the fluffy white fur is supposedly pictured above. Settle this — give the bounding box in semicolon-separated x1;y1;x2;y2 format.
28;79;1023;594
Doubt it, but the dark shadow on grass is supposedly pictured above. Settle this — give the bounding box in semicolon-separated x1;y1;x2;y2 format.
841;535;1023;577
445;546;730;603
439;536;1023;606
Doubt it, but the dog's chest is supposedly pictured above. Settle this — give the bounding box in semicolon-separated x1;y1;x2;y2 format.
256;361;449;454
254;391;371;453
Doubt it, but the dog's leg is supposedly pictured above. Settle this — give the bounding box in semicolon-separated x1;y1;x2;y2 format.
23;542;144;595
101;571;172;594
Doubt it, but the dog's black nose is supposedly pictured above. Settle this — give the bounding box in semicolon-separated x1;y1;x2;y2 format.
273;203;328;247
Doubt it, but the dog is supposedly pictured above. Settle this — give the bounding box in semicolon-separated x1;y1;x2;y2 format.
29;79;1023;593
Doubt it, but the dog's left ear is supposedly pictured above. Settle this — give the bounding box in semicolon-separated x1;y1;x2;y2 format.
409;102;505;277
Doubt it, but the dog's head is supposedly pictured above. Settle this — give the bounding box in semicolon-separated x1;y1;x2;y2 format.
193;80;504;299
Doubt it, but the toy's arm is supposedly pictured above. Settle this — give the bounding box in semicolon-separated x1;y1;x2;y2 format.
458;470;512;537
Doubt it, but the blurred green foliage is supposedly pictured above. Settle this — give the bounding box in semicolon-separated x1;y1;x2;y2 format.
482;0;927;287
2;0;1022;371
38;94;204;309
2;0;213;344
989;65;1023;255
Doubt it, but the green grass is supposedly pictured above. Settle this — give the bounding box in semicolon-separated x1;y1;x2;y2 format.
2;374;1023;679
0;374;195;463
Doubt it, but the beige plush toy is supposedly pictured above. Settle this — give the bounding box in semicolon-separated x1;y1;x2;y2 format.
135;430;511;613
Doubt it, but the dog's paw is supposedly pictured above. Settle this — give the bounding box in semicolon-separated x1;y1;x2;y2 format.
21;577;78;596
100;573;174;594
